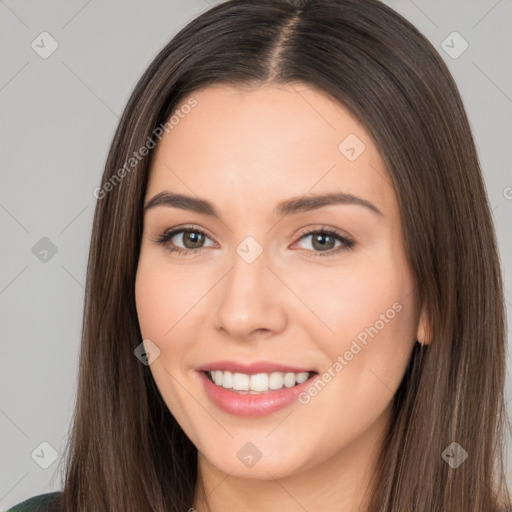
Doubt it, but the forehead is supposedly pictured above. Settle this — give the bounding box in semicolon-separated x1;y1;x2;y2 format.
147;83;395;218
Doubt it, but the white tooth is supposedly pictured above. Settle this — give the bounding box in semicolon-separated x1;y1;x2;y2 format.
296;372;309;384
249;373;269;392
222;371;233;389
269;372;284;390
211;370;310;391
232;372;250;391
213;370;223;386
284;372;296;388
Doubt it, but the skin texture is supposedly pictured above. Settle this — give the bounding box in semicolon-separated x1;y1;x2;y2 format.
135;83;428;512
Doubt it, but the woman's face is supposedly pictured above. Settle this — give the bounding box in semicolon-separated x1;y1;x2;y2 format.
135;83;425;480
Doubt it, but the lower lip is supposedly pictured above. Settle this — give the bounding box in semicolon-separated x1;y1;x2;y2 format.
197;371;317;417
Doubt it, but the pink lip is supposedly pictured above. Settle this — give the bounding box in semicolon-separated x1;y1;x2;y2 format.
196;360;314;375
195;365;318;418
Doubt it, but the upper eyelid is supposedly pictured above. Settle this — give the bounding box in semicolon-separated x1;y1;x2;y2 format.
295;225;352;240
158;224;215;240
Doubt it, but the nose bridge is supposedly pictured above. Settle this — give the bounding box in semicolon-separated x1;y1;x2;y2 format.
213;237;286;339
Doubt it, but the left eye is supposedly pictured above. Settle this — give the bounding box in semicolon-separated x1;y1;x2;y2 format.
293;228;355;256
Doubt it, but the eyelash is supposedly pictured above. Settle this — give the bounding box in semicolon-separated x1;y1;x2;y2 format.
152;224;355;258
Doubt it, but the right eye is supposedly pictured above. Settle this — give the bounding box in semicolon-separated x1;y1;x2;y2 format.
152;225;217;255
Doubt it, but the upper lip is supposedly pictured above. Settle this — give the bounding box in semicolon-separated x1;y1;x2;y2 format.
196;360;316;375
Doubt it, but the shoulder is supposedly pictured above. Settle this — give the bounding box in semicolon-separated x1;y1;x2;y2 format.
6;492;62;512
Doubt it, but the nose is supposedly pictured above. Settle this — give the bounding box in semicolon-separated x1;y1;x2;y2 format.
213;244;287;341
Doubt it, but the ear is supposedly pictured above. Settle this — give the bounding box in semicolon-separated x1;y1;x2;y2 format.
416;307;430;346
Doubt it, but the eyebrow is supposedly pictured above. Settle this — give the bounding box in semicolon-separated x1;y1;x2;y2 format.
143;190;383;217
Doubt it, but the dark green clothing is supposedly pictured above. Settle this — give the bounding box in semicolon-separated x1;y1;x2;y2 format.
6;492;62;512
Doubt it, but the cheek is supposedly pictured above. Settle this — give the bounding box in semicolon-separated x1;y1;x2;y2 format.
134;258;204;425
288;249;418;429
135;255;207;349
135;266;176;344
290;254;416;358
288;258;417;457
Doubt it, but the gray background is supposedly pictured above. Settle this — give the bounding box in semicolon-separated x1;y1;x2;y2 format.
1;0;511;508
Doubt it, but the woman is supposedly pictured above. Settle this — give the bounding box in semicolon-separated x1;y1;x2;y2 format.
9;0;511;510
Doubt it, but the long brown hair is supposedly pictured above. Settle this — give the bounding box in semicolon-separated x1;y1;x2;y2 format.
58;0;512;510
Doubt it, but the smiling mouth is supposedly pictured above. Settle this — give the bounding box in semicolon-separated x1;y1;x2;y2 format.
203;370;317;394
